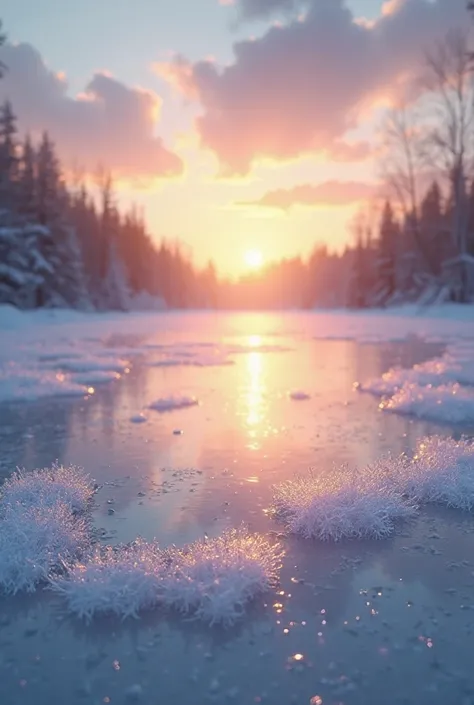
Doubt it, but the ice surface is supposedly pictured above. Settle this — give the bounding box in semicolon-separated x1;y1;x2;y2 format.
1;304;473;402
148;396;199;412
52;528;283;625
272;459;417;541
380;383;474;424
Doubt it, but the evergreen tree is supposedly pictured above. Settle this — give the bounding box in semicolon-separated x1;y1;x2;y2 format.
17;134;36;221
0;100;19;212
376;201;399;305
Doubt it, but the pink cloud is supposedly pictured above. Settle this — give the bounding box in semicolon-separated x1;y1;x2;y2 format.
240;180;376;209
0;43;183;179
161;0;467;175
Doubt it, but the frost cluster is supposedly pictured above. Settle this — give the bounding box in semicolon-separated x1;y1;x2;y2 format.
272;436;474;540
52;528;282;625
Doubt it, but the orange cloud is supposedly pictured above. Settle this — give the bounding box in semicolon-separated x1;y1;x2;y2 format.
160;0;466;175
238;180;376;210
0;43;183;180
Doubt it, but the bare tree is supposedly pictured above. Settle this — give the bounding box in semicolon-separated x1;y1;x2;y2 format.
423;30;474;256
379;102;439;278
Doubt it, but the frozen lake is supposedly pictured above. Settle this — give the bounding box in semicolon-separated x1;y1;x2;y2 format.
1;310;474;705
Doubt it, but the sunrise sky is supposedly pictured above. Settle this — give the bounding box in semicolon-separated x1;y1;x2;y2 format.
0;0;469;275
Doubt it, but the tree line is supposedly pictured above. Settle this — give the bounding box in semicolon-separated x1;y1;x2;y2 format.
1;19;474;312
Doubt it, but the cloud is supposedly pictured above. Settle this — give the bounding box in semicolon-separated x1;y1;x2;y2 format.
229;0;302;19
239;180;376;209
162;0;467;175
0;42;183;180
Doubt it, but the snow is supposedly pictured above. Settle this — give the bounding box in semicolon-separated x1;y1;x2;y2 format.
52;528;283;625
272;436;474;541
148;396;199;413
379;382;474;425
359;354;474;397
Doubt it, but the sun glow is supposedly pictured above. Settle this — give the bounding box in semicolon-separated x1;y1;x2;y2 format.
244;249;264;269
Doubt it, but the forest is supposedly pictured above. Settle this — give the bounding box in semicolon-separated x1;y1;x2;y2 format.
1;21;474;311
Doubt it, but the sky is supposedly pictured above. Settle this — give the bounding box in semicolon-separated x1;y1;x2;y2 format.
0;0;470;275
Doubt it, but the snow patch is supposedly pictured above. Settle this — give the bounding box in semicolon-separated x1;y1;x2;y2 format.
380;383;474;424
148;396;199;413
359;354;474;397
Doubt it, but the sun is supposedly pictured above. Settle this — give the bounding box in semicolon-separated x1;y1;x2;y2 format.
244;249;264;269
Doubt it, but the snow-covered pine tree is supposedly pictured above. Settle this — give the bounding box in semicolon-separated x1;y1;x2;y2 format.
375;201;399;306
0;100;20;214
0;223;54;308
35;131;89;308
17;134;37;222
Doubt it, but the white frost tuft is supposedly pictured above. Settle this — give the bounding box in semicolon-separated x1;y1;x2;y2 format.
0;500;90;594
1;463;95;513
272;436;474;541
404;436;474;510
272;459;416;541
51;539;166;620
52;528;283;625
160;527;283;625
